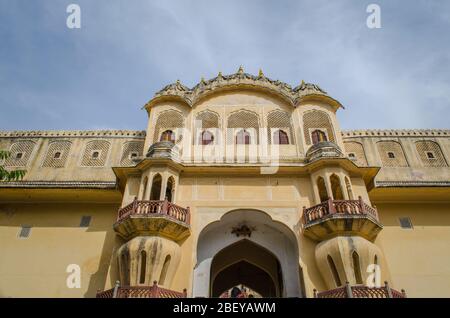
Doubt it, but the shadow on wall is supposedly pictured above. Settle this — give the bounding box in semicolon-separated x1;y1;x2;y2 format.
293;218;328;295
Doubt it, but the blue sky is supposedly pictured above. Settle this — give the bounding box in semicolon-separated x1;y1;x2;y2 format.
0;0;449;131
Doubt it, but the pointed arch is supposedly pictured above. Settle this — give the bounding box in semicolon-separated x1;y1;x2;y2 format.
141;176;149;200
352;251;363;284
272;129;289;145
227;109;260;144
311;129;327;145
139;250;147;284
317;176;328;202
166;176;175;202
153;110;184;143
345;177;354;200
150;174;162;200
327;255;342;287
330;174;344;200
267;110;293;144
159;255;171;285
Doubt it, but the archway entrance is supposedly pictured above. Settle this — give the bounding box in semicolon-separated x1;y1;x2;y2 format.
193;209;302;298
211;240;282;297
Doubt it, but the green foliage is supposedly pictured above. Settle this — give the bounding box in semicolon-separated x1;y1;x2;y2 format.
0;150;27;181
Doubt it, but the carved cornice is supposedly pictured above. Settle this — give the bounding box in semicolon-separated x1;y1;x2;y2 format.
342;129;450;138
145;67;342;110
0;130;146;139
375;180;450;187
0;181;117;189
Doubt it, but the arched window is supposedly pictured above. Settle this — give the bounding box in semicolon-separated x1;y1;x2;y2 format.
159;255;171;285
327;255;342;287
330;174;344;200
160;130;175;143
121;253;129;286
236;129;251;145
150;174;162;200
273;130;289;145
166;176;175;202
317;176;328;202
352;251;363;284
345;177;354;200
141;176;148;200
200;130;214;145
311;130;327;145
139;250;147;284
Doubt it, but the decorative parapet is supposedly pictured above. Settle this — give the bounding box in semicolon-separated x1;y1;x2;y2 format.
145;67;342;109
114;199;191;241
314;282;406;298
302;197;383;241
96;281;187;298
0;130;146;138
342;129;450;138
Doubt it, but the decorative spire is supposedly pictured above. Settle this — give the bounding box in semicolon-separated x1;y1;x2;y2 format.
217;71;223;78
258;68;265;78
237;65;244;74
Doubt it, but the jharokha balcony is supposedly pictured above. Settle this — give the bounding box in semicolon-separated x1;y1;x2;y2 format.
113;198;191;242
96;281;187;298
302;197;383;241
314;282;406;299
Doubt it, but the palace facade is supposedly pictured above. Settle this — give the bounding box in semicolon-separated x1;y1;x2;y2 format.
1;68;450;298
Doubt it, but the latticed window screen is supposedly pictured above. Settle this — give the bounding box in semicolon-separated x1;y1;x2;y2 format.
42;141;72;168
81;140;110;166
120;141;144;166
415;141;448;167
376;141;409;167
267;110;293;144
303;111;335;145
195;110;220;145
153;110;184;143
344;142;368;166
195;110;219;129
227;110;260;144
4;140;36;167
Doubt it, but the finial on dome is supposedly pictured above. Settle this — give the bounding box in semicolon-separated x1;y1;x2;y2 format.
238;65;244;73
301;80;305;86
201;77;206;83
258;69;264;77
176;79;181;84
218;71;223;78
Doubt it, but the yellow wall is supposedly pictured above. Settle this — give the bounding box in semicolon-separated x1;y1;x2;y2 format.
0;201;121;298
375;202;450;297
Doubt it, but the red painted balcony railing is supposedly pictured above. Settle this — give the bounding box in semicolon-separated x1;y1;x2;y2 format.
117;198;190;224
96;281;187;298
302;196;379;226
314;282;406;299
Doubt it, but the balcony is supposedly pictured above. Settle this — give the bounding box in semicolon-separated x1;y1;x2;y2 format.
302;197;383;241
113;198;191;241
314;282;406;298
96;281;187;298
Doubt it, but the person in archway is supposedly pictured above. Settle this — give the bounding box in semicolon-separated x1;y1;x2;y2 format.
237;287;247;298
230;287;241;298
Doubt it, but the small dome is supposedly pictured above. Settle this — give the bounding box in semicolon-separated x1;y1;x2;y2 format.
146;141;179;159
305;141;344;163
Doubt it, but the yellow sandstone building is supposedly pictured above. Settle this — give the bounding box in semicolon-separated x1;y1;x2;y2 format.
1;68;450;298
